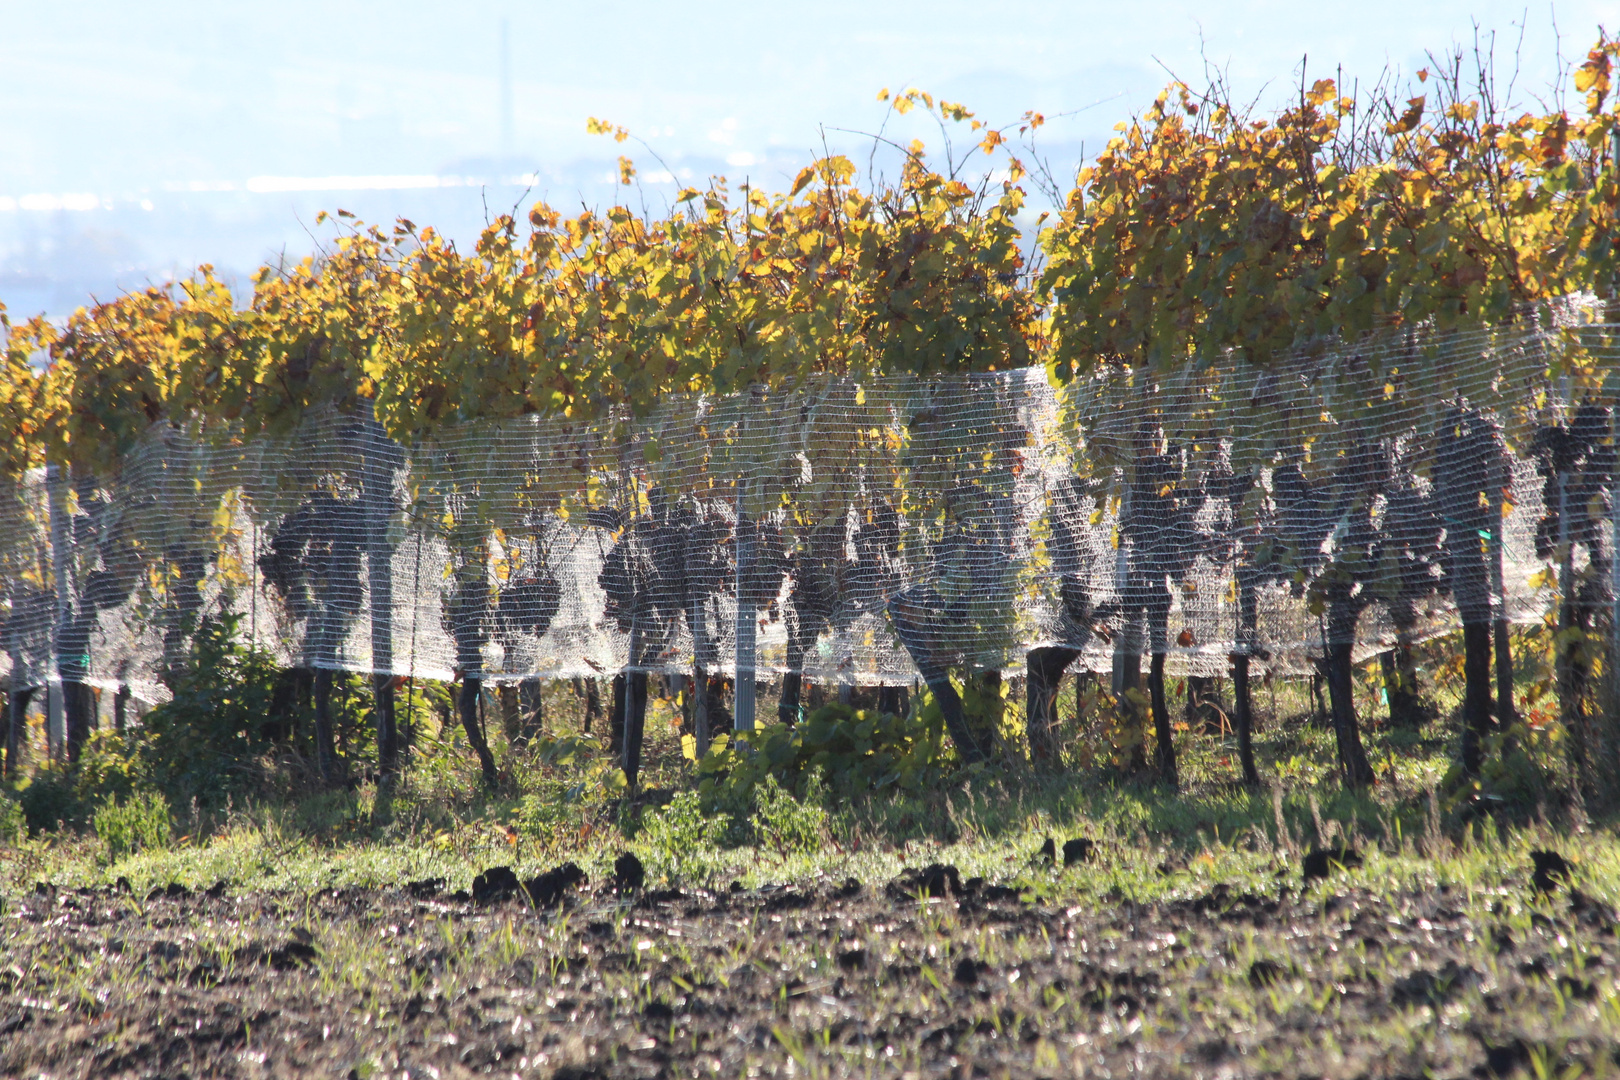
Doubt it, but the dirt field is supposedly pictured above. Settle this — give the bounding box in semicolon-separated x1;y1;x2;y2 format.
2;853;1618;1079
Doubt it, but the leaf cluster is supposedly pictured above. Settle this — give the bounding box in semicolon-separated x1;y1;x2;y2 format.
696;701;947;807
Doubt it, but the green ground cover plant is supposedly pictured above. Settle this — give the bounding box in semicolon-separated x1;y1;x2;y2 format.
1;621;1618;1078
90;790;173;862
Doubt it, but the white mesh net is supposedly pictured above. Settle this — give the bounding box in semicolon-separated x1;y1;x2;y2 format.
5;306;1620;707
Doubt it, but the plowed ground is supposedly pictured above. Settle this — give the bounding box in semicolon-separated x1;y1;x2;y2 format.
5;862;1620;1080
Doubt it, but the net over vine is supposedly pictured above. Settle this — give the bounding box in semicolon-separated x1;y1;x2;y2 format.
4;305;1618;711
5;35;1620;790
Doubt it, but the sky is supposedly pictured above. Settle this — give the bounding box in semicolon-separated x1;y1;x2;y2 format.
0;1;1613;318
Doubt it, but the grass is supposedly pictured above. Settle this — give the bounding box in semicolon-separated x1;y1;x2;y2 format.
3;799;1618;1078
1;635;1618;1077
0;650;1603;900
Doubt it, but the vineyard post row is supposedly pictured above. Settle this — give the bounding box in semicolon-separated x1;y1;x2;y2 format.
4;36;1620;794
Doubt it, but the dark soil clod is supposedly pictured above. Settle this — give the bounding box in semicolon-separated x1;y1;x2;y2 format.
980;884;1026;903
1519;956;1552;979
471;866;522;905
649;887;686;903
551;1067;608;1080
1392;961;1478;1009
832;877;863;900
186;961;221;987
1556;975;1597;1001
762;889;810;913
892;863;963;899
1301;846;1362;884
1477;1037;1532;1078
1248;959;1290;988
1530;850;1572;895
1063;838;1096;866
145;882;191;902
264;940;319;971
0;872;1612;1078
524;862;587;908
953;958;986;985
405;877;446;900
613;852;646;892
1569;888;1617;933
205;880;229;899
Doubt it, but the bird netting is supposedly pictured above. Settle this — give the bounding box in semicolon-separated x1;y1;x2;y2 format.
5;305;1620;715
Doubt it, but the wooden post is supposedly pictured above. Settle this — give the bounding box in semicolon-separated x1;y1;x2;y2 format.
45;464;69;760
733;395;759;740
1611;406;1620;736
733;512;757;739
1490;458;1514;728
362;407;400;781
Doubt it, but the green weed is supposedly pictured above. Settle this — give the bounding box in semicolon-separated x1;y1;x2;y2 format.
91;790;173;862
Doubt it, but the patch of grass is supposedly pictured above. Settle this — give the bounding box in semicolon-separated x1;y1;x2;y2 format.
0;654;1607;899
91;790;173;862
1;654;1618;1076
2;821;1619;1079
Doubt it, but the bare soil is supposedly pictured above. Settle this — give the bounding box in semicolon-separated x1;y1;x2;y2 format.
2;862;1618;1079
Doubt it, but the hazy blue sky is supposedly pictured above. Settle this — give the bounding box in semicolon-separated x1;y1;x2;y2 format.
0;1;1613;315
